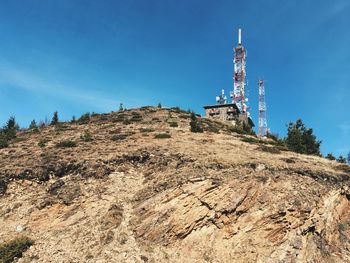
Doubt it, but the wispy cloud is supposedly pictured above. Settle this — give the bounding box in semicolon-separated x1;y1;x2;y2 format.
0;63;118;110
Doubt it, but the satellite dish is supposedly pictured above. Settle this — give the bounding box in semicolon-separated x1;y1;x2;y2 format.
216;96;220;102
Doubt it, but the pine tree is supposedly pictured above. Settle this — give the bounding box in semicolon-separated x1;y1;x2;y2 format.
119;103;124;111
157;102;162;108
29;120;37;130
285;119;321;155
51;111;59;125
3;116;19;140
347;151;350;165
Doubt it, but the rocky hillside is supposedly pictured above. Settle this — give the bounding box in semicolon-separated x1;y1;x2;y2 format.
1;107;350;263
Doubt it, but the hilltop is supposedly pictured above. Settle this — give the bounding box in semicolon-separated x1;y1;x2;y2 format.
1;106;350;263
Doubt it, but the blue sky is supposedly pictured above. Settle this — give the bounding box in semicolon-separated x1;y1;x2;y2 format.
0;0;349;156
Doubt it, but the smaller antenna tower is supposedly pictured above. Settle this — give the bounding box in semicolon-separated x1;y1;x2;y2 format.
258;79;268;137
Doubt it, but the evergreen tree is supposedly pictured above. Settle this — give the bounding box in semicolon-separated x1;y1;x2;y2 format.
337;155;347;164
347;151;350;165
119;103;124;111
3;116;19;140
51;111;59;125
325;153;336;160
29;120;38;130
190;112;203;133
157;102;162;108
285;119;321;155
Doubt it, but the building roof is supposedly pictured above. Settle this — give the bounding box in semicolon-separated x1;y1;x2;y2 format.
203;103;240;112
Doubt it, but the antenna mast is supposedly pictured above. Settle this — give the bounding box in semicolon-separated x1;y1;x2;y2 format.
231;28;249;116
258;79;268;137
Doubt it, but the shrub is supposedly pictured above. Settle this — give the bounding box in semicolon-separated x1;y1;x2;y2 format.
337;155;347;164
130;113;143;122
154;133;171;139
139;128;155;133
0;236;34;263
257;145;281;154
326;153;336;161
241;137;261;144
80;131;93;142
55;140;77;148
190;113;203;133
169;122;178;127
266;132;279;141
0;133;8;149
78;113;90;124
111;134;128;141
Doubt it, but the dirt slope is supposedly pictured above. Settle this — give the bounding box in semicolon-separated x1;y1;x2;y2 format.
1;107;350;263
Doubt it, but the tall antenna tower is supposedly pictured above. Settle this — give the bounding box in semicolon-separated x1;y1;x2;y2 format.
258;79;268;137
231;28;249;116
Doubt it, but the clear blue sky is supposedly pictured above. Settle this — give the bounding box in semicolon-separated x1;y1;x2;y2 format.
0;0;349;156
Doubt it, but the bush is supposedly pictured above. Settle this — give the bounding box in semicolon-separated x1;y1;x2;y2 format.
169;122;178;128
326;153;336;161
139;128;155;133
80;131;93;142
190;113;203;133
0;133;8;149
257;145;281;154
154;133;171;139
55;140;77;148
0;236;34;263
78;113;90;124
337;155;347;164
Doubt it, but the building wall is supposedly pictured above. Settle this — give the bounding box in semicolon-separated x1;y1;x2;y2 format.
204;106;239;125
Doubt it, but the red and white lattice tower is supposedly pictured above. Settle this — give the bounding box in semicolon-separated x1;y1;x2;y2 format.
258;79;268;137
231;28;249;116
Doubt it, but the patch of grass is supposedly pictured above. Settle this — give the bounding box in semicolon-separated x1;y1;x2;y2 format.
335;164;350;174
257;145;281;154
38;138;49;148
151;117;161;122
179;114;190;119
154;133;171;139
109;128;122;134
139;128;155;133
80;131;93;142
240;136;266;144
0;236;34;263
169;122;178;127
55;140;77;148
122;119;131;125
130;115;143;122
111;134;128;141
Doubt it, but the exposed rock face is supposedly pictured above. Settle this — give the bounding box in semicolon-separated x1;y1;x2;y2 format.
0;107;350;262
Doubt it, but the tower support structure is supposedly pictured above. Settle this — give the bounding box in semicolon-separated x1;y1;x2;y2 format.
258;79;268;137
231;28;249;116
